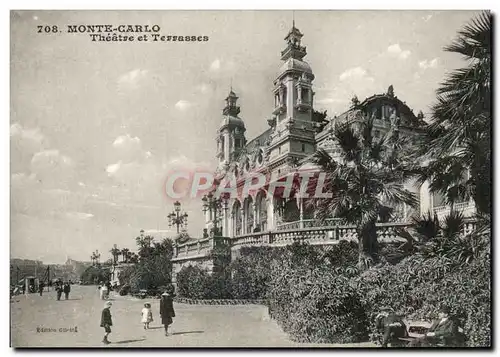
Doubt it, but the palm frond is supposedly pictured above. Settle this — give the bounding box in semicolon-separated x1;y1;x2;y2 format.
444;11;491;60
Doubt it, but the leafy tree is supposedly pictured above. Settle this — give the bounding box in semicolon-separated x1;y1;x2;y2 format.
416;12;491;218
308;114;418;269
135;234;155;260
115;238;173;291
80;265;110;284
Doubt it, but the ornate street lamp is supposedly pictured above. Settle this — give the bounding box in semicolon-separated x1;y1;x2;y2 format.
202;192;228;236
167;201;188;233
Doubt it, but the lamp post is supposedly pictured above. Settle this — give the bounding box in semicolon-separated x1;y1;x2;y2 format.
202;192;229;236
167;201;188;233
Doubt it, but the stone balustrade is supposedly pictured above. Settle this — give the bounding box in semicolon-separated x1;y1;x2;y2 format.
172;220;478;260
231;222;413;249
172;236;232;262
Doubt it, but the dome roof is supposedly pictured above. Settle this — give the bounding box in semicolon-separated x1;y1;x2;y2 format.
220;115;245;129
279;58;313;75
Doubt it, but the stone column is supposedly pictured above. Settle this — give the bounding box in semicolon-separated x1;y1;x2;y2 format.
222;206;229;237
286;77;294;118
253;201;258;232
298;197;304;229
223;129;230;164
242;199;247;235
229;211;234;238
267;197;275;231
419;180;433;215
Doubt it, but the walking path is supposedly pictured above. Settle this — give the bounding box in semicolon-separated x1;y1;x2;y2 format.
10;285;375;348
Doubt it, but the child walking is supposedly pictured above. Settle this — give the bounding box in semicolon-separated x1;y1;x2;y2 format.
100;301;113;344
141;303;153;329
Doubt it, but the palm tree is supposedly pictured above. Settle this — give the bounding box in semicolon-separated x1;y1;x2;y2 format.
397;211;489;266
416;12;491;217
121;248;130;263
308;113;418;269
110;245;121;265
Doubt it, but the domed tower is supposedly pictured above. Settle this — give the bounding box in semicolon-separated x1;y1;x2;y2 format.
268;22;316;167
217;89;246;171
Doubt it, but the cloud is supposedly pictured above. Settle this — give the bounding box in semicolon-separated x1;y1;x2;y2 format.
387;44;411;60
11;172;38;188
30;149;75;188
175;100;193;111
196;83;210;93
117;69;149;88
422;14;433;22
112;134;151;162
11;123;46;152
31;149;73;168
419;58;439;70
106;161;122;175
66;212;94;220
315;97;346;105
210;59;221;71
339;67;374;83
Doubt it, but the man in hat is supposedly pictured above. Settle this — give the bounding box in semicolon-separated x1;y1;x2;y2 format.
410;305;462;347
100;301;113;344
375;307;408;347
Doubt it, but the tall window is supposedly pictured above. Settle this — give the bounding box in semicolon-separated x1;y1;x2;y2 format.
301;88;309;103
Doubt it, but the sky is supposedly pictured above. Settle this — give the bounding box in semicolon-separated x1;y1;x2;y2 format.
10;10;481;263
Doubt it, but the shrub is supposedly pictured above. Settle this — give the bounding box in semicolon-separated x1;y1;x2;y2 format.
176;265;209;299
356;238;491;347
230;246;283;300
267;242;368;343
269;262;368;343
203;273;233;299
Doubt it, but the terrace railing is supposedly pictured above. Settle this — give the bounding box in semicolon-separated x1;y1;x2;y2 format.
172;220;478;260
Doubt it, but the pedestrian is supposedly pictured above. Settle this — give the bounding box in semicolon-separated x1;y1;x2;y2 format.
38;282;45;296
159;285;176;336
409;305;462;347
375;307;408;347
100;301;113;344
55;282;63;301
63;282;71;300
101;283;108;300
141;303;154;329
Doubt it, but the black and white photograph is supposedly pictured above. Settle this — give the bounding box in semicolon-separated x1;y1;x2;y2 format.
9;9;491;348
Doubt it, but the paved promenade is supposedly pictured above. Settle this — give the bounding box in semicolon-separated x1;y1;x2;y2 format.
10;285;375;348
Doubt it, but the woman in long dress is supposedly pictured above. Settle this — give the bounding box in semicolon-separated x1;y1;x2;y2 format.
159;285;176;336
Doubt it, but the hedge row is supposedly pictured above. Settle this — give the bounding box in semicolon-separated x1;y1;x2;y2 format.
176;239;490;346
173;297;268;305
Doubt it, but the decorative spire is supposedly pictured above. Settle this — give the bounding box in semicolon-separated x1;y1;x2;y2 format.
387;85;395;97
281;17;306;61
223;88;240;116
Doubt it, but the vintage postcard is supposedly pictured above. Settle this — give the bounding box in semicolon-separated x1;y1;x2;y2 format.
10;10;491;348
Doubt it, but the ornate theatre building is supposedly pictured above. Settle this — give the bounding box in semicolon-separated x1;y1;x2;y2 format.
171;23;476;277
